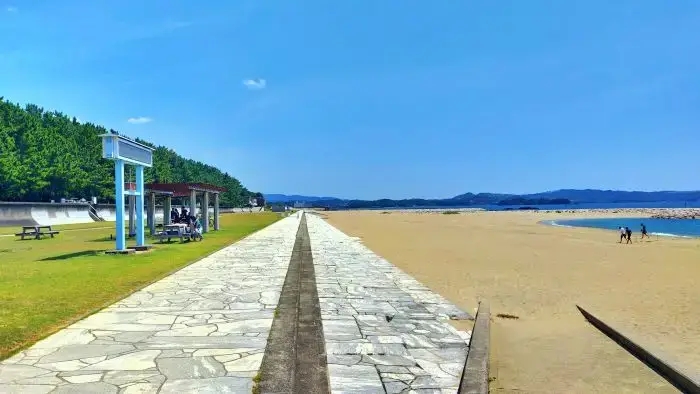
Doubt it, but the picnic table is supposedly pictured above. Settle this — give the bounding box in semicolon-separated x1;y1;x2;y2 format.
157;223;201;243
15;225;60;240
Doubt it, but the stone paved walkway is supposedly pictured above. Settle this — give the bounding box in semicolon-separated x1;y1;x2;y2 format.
1;213;474;393
306;214;472;394
0;216;300;394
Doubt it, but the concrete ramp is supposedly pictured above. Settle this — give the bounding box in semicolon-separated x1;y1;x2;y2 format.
0;202;97;226
97;206;117;222
30;204;93;226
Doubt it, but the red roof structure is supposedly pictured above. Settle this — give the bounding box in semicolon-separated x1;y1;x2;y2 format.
145;183;227;197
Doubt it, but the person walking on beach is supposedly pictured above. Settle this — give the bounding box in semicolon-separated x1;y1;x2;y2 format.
625;227;633;244
619;226;626;243
641;223;649;240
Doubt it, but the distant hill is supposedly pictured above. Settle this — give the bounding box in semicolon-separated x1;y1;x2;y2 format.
522;189;700;203
265;189;700;209
265;193;567;208
264;194;341;203
450;192;514;204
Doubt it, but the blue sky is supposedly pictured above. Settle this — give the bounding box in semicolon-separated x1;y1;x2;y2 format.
2;1;699;199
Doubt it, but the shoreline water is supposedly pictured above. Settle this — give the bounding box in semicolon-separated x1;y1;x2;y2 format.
542;215;700;238
542;219;696;238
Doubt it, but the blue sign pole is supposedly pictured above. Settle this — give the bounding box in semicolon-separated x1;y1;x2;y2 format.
114;159;126;251
101;134;154;253
135;165;145;246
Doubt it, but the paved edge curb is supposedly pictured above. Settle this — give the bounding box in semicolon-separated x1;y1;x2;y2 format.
459;300;490;394
576;305;700;394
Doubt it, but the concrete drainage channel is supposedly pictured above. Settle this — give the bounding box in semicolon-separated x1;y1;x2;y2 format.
257;214;330;393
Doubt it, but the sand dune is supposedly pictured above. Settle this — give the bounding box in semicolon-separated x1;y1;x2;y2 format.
324;210;700;393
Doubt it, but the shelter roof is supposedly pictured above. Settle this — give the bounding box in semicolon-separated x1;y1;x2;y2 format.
145;183;227;197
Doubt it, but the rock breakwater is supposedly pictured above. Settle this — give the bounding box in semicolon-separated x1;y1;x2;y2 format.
539;208;700;219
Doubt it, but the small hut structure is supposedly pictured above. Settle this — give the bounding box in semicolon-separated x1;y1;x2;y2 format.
145;183;227;234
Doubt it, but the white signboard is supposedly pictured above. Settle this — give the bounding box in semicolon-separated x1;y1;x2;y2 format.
100;134;153;167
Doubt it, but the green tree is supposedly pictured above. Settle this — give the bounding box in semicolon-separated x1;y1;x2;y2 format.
0;98;257;206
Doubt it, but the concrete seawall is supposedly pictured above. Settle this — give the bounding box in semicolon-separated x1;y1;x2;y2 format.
222;207;265;213
0;202;266;227
0;202;93;226
0;203;37;226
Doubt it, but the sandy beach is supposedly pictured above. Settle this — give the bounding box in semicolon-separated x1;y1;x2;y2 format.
323;209;700;393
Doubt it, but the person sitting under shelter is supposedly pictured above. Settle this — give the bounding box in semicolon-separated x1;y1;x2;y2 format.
170;207;179;223
180;208;189;223
190;215;203;241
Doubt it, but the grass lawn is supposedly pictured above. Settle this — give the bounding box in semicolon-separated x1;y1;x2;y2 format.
0;212;280;360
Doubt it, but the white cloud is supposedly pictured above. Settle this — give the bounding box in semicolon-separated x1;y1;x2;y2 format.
127;117;153;124
6;6;17;12
243;78;266;90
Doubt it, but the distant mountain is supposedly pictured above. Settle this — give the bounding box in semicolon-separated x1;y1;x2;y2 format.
264;194;341;203
265;189;700;209
497;197;571;206
450;192;514;204
521;189;700;203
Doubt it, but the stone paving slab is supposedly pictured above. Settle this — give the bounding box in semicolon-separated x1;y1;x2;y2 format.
306;213;472;394
0;216;301;393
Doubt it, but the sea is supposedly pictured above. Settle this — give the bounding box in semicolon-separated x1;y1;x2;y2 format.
366;201;700;238
501;201;700;238
544;218;700;238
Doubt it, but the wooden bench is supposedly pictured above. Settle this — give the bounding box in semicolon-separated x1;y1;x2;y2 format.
15;225;60;240
43;230;60;238
15;229;37;240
